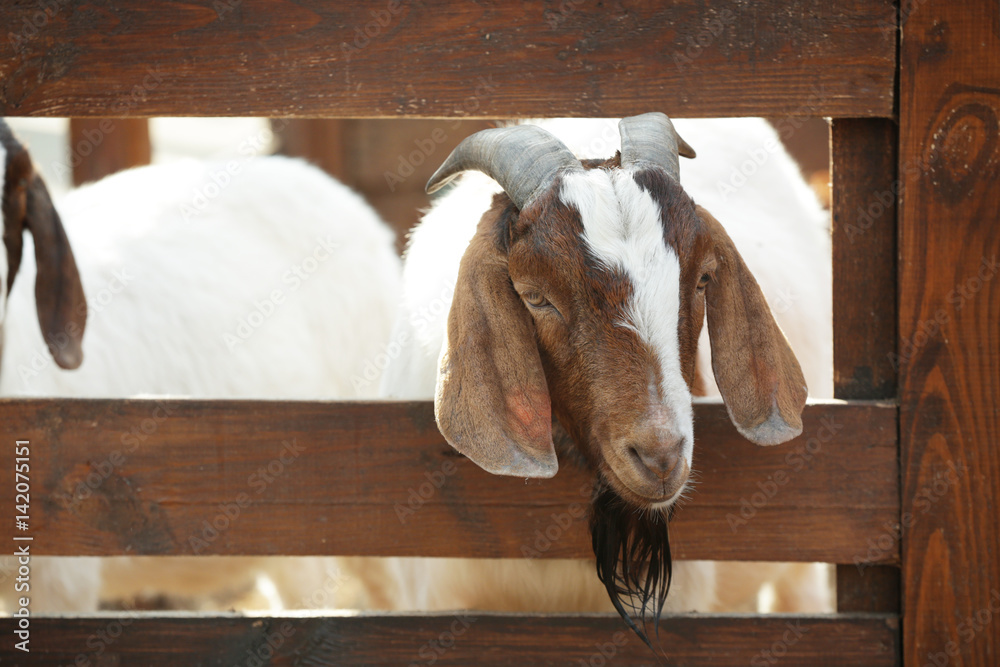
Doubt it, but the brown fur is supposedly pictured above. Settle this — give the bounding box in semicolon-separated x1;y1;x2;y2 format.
435;203;556;477
697;206;807;442
1;123;87;369
428;151;812;648
436;165;807;495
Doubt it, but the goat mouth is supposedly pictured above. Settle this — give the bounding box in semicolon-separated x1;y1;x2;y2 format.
601;460;689;510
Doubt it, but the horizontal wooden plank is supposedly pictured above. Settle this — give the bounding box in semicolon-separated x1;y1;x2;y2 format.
0;399;898;563
0;1;895;118
0;613;899;666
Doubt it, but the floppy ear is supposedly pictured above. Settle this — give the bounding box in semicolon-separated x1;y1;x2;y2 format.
697;206;807;445
23;165;87;369
434;209;558;478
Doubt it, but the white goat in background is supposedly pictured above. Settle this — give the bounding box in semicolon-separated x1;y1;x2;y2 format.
352;115;832;633
0;120;401;612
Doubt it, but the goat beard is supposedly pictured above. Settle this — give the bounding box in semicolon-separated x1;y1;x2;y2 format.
590;482;674;652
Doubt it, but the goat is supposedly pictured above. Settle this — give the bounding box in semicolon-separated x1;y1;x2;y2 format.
0;120;401;612
356;114;832;641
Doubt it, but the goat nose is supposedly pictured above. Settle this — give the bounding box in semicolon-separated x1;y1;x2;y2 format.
629;444;682;479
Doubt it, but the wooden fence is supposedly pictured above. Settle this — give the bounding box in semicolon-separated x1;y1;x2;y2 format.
1;1;998;664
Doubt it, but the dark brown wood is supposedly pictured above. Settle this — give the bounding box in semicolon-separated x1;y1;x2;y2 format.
0;399;897;563
831;118;898;400
68;118;151;186
836;566;901;614
831;118;900;617
0;1;895;118
898;1;1000;664
0;613;899;666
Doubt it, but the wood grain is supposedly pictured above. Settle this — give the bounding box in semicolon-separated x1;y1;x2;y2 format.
898;1;1000;664
831;118;898;400
831;118;901;614
0;1;895;118
68;118;151;187
0;399;897;563
837;565;901;614
0;613;899;666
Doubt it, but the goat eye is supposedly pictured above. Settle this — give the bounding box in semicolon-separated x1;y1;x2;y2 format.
697;273;711;291
522;291;551;309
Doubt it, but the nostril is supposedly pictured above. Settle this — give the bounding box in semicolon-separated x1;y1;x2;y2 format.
630;444;681;478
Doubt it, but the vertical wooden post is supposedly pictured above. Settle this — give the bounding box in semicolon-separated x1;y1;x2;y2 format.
830;118;901;614
898;1;1000;663
831;119;898;401
69;119;151;186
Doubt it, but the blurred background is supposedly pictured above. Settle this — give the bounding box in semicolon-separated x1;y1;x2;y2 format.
6;117;831;252
2;116;834;613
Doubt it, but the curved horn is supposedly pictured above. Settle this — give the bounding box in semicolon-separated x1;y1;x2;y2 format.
426;125;583;210
618;112;696;182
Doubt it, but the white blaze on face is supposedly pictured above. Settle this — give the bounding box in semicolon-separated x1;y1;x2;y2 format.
560;168;694;468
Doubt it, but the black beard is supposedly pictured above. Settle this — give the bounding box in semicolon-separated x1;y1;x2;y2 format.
590;482;674;653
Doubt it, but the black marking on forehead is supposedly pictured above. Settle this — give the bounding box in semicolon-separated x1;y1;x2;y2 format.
630;167;703;254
